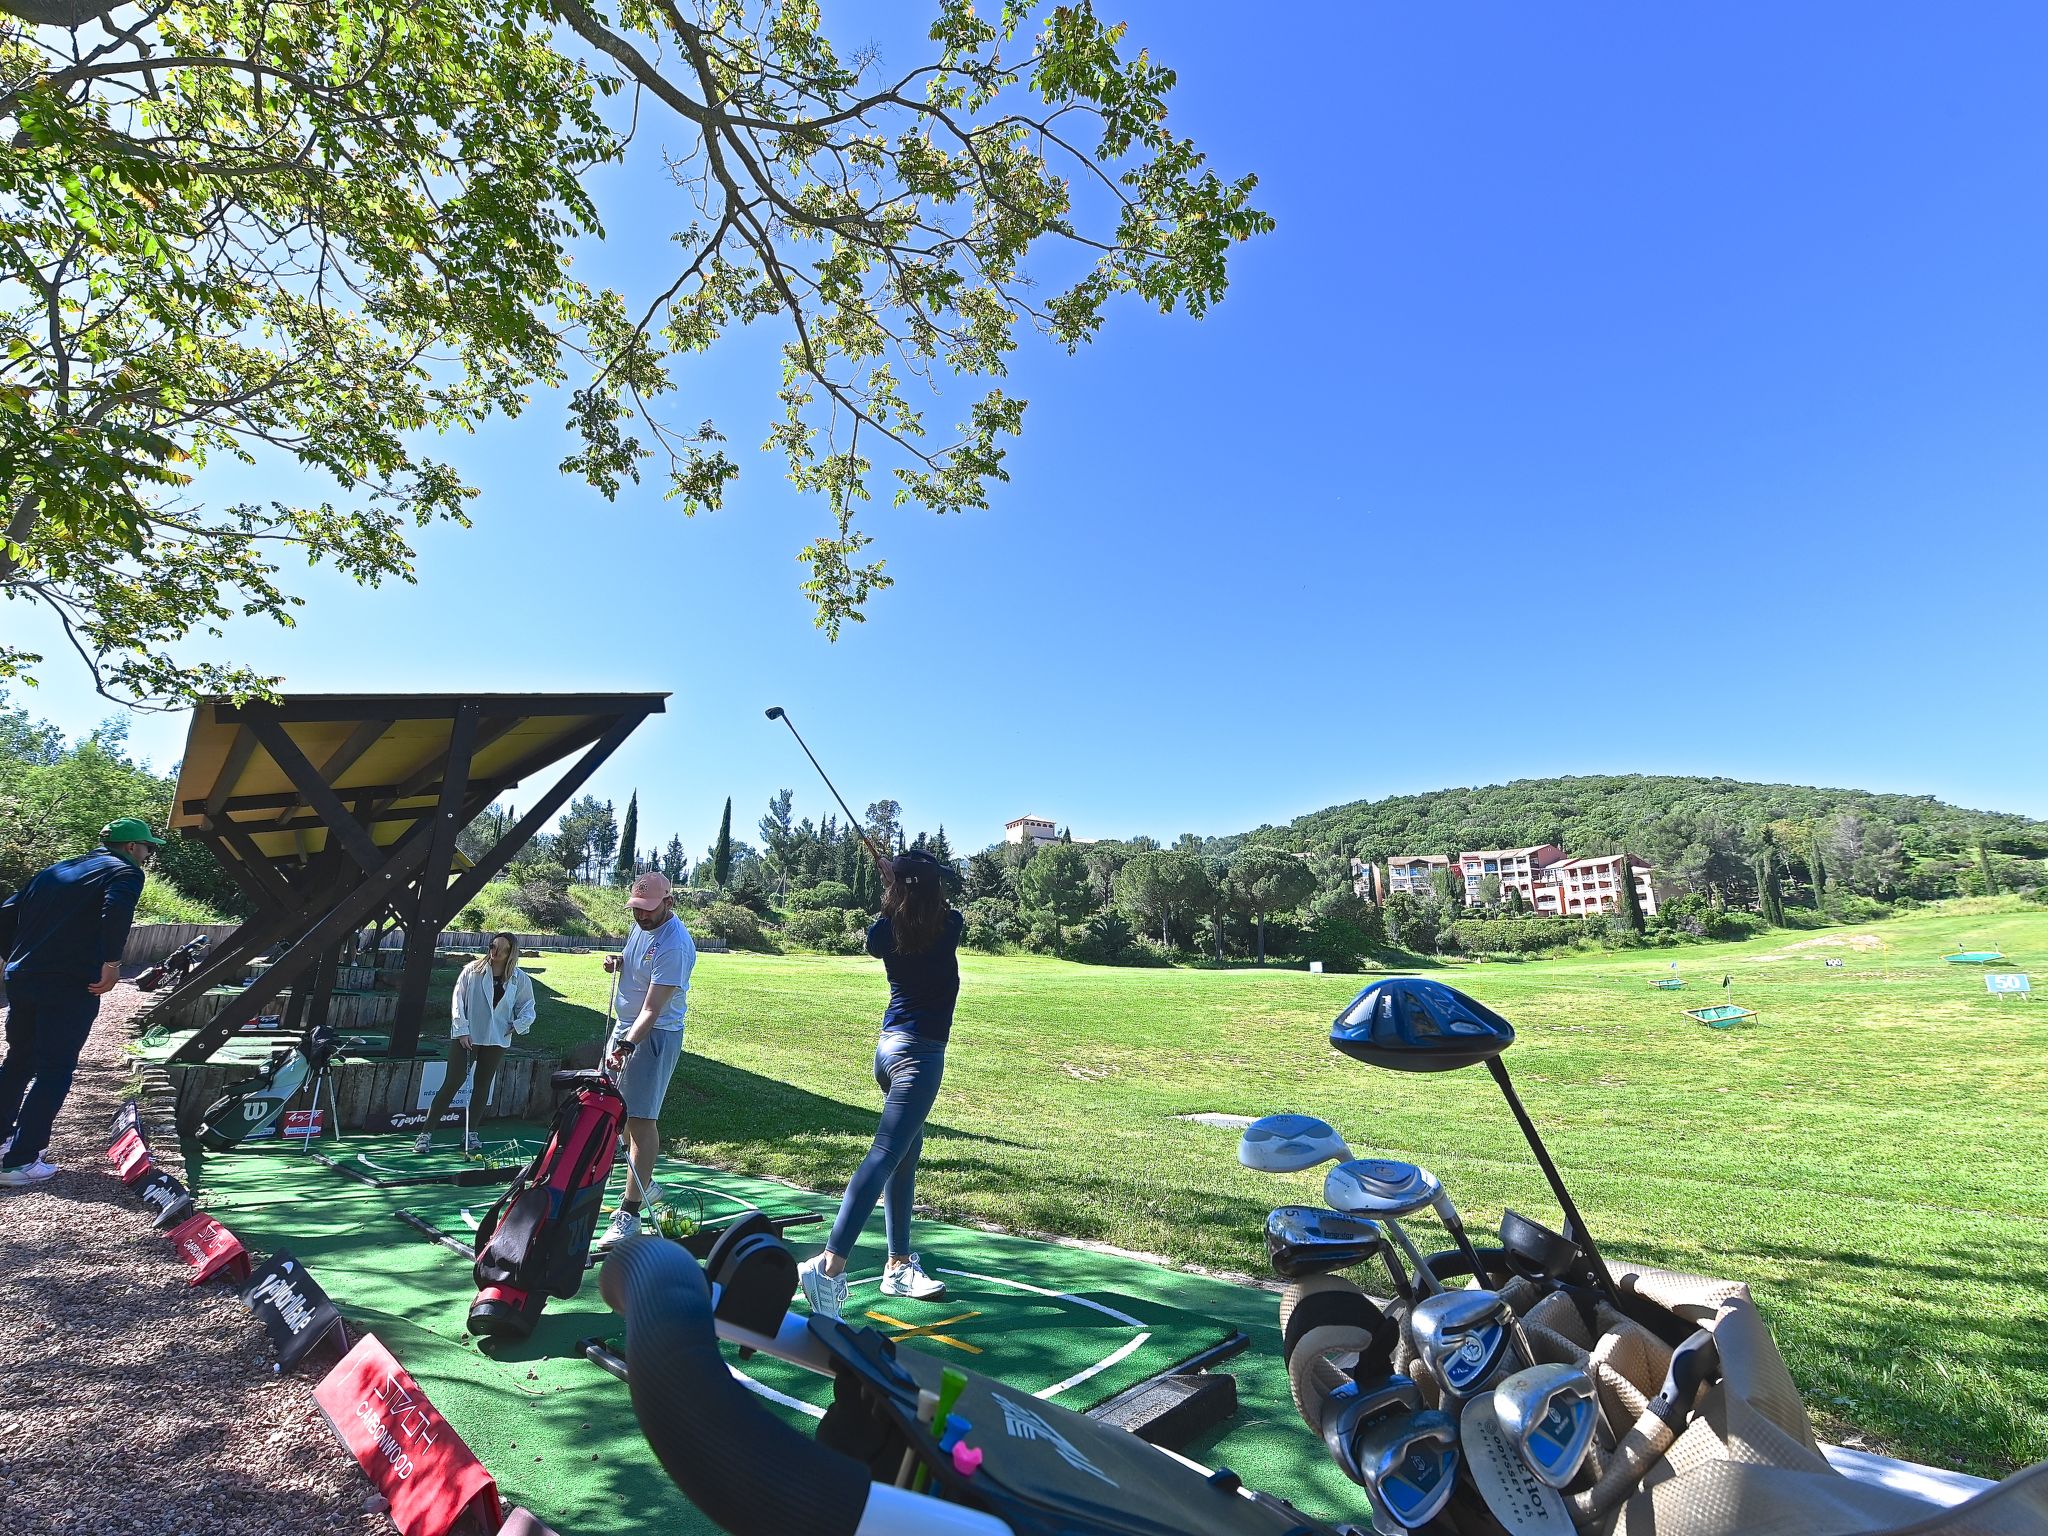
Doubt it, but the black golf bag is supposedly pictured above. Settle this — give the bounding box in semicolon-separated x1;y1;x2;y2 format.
136;933;210;992
189;1024;340;1151
468;1069;627;1338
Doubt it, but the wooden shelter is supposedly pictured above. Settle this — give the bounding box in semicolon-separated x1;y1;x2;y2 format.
160;692;665;1063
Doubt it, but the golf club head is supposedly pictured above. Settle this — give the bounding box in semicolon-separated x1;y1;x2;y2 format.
1331;977;1516;1073
1238;1113;1354;1173
764;706;785;719
1266;1205;1391;1280
1350;1408;1461;1532
1411;1288;1516;1401
1322;1374;1425;1478
1493;1362;1597;1488
1323;1158;1444;1220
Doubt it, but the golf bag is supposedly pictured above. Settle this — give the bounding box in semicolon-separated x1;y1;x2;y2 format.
468;1069;627;1338
136;933;209;992
189;1024;340;1151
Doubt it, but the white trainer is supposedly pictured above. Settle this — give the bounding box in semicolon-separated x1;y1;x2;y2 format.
595;1208;642;1250
412;1132;433;1155
878;1254;947;1301
464;1131;482;1155
0;1158;58;1187
797;1255;849;1320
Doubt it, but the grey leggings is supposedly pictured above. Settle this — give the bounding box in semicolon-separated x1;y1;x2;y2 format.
826;1032;946;1259
426;1038;505;1126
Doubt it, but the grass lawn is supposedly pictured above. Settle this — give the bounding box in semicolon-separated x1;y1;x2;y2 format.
518;902;2048;1478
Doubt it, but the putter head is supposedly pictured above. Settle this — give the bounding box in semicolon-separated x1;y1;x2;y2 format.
1265;1205;1391;1280
1331;978;1515;1073
1493;1363;1597;1488
1412;1288;1516;1401
1323;1158;1444;1220
1238;1113;1354;1173
1322;1374;1425;1477
1350;1408;1461;1531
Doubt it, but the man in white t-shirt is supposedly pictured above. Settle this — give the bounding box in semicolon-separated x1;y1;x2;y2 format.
597;871;697;1247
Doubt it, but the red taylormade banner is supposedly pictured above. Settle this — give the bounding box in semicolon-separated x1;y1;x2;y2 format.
165;1211;251;1285
313;1334;501;1536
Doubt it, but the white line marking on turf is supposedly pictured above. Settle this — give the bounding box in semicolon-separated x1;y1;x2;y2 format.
1035;1334;1152;1400
729;1366;825;1418
933;1267;1153;1399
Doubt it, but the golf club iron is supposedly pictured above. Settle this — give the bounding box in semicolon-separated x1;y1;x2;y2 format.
1410;1288;1529;1402
1493;1362;1598;1489
1322;1374;1425;1481
1349;1408;1461;1533
763;707;886;867
1323;1157;1491;1288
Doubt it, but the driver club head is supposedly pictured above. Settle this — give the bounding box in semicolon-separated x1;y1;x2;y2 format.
763;706;785;720
1239;1113;1355;1173
1323;1158;1443;1220
1349;1408;1461;1532
1493;1362;1597;1488
1411;1288;1517;1401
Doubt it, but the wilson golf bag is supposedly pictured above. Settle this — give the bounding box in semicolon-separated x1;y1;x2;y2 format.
190;1024;339;1151
136;933;209;992
468;1069;627;1338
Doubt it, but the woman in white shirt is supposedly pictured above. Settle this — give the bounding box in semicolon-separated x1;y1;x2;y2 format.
416;931;535;1153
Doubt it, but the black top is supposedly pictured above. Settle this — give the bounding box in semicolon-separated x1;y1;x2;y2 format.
0;849;145;998
866;910;964;1043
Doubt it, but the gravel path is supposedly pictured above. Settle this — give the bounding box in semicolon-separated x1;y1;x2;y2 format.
0;985;377;1535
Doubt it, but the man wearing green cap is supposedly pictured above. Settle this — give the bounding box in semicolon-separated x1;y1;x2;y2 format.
0;818;164;1186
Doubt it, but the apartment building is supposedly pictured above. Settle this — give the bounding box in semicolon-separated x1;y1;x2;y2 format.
1386;846;1658;918
1537;853;1658;918
1386;854;1454;897
1459;845;1565;905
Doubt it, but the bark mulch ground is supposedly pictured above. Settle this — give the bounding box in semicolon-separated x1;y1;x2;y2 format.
0;984;383;1536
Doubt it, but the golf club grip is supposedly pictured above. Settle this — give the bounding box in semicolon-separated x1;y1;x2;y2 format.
601;1238;872;1536
1566;1410;1674;1525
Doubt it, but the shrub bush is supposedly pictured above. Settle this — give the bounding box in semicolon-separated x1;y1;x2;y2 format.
696;901;773;951
788;880;857;912
510;870;579;930
1302;914;1375;971
782;909;862;953
1068;910;1136;965
1445;917;1574;956
962;897;1021;952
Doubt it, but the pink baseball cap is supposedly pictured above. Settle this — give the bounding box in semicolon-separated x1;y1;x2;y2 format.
626;872;673;910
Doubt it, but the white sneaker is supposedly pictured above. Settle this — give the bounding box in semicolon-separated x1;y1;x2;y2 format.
878;1254;947;1301
0;1158;58;1187
464;1131;482;1154
797;1255;849;1319
0;1135;12;1158
412;1133;433;1154
595;1208;642;1250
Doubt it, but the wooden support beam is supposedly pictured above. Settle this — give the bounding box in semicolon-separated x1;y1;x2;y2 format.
441;710;652;916
215;693;663;724
389;703;479;1058
203;725;260;818
269;716;391;825
246;719;385;875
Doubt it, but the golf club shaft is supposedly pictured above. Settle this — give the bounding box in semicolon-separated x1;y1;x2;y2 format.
1386;1217;1444;1295
768;710;888;869
1486;1058;1620;1303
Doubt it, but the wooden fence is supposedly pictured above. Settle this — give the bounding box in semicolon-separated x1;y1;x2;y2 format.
169;1049;565;1132
165;986;398;1034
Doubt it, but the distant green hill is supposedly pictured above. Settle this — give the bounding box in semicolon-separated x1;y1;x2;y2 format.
1209;775;2047;906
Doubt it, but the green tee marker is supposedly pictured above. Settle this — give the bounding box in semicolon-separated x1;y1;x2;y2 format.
914;1367;971;1492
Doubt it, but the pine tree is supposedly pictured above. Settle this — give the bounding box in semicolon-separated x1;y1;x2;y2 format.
1616;852;1647;933
615;792;639;885
712;797;733;890
662;835;686;883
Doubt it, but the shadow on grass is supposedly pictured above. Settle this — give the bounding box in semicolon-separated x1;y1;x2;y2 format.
663;1051;1029;1154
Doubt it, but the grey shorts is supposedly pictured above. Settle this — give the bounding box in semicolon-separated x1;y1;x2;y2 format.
611;1026;682;1119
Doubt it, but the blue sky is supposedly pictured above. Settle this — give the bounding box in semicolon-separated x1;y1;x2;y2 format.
15;2;2048;859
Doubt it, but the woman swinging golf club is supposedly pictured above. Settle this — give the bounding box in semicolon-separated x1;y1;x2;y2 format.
796;847;964;1317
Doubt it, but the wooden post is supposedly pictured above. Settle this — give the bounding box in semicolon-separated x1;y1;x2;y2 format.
389;704;478;1058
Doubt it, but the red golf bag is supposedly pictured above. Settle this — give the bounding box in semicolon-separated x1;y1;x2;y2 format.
467;1069;627;1338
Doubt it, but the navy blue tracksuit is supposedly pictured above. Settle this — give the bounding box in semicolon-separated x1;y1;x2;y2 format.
0;849;144;1169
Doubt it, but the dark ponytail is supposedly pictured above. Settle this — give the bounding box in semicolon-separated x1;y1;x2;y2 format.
880;851;950;955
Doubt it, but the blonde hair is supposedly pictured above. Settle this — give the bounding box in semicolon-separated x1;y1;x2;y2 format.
464;931;521;983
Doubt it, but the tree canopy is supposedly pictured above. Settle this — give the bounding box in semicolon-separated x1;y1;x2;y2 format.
1;0;1269;704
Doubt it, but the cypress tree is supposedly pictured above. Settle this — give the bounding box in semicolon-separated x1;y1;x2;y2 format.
712;797;733;889
1809;829;1828;913
615;792;639;884
1978;842;1999;896
1616;851;1647;933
